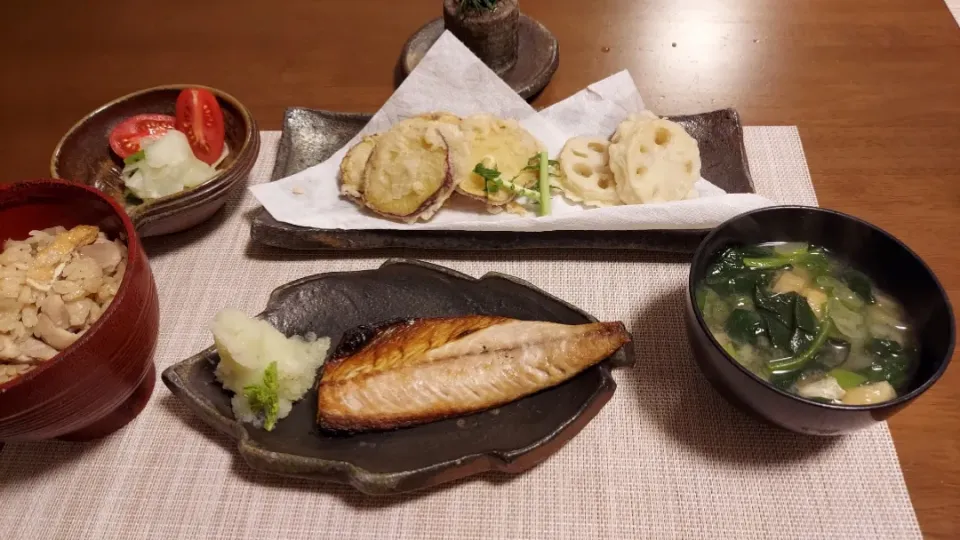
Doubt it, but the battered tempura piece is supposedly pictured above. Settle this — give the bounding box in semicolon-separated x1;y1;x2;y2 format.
359;117;469;223
455;114;544;207
338;134;380;201
556;137;621;207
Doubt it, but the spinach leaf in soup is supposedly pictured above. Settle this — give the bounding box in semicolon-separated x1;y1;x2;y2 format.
863;338;913;388
741;243;802;270
842;268;875;304
789;328;816;355
754;285;796;328
794;296;819;334
741;243;826;272
725;309;766;345
794;247;830;277
758;310;793;351
707;271;769;296
705;246;773;296
729;293;753;310
768;316;835;374
698;241;917;405
706;247;747;278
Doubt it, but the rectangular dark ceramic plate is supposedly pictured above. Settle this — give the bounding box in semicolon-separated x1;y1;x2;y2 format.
250;108;754;252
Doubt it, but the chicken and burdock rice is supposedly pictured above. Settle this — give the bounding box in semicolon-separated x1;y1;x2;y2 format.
0;225;128;384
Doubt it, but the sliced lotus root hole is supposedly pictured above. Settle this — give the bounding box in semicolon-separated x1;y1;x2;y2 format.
573;163;594;177
654;127;671;146
598;177;611;189
635;166;648;176
638;145;648;153
587;142;606;153
572;149;588;158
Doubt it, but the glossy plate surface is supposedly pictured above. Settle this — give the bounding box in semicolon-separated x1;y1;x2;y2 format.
163;259;633;494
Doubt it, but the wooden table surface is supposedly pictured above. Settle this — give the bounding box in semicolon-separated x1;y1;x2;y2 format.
3;0;959;536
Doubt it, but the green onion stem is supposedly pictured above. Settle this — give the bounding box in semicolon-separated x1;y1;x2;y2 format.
489;176;539;199
538;151;551;216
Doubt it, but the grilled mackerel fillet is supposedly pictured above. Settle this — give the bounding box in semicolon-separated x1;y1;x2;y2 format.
317;316;631;431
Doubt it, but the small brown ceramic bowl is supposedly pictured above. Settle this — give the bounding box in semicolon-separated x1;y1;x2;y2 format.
0;180;160;442
50;85;260;238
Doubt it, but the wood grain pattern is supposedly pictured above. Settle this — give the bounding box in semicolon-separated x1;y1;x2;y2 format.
1;0;958;536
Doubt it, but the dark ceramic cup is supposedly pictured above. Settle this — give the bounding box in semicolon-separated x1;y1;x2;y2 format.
0;180;160;441
684;206;954;435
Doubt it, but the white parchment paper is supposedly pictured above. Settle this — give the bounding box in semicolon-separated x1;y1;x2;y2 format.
250;31;774;231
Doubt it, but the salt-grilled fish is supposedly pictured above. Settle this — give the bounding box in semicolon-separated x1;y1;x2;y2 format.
317;315;631;431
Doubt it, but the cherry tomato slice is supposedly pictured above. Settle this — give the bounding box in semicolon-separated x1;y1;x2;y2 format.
108;114;176;159
175;88;225;165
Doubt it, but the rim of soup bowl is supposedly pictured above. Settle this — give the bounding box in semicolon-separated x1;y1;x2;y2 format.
0;179;145;393
688;204;956;411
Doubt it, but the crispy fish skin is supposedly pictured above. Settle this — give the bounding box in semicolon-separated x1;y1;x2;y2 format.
317;316;631;431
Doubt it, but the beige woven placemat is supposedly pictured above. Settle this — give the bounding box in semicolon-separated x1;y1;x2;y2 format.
0;129;921;539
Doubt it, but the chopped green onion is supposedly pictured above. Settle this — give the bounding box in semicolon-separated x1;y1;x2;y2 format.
472;160;547;203
493;176;540;199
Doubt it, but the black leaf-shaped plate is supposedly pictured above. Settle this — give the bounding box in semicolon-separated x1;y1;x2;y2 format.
162;260;634;495
249;107;754;252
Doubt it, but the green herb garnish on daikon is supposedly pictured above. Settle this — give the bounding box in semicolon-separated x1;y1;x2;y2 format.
243;361;280;431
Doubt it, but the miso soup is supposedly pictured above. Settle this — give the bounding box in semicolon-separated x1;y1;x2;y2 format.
695;242;917;405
